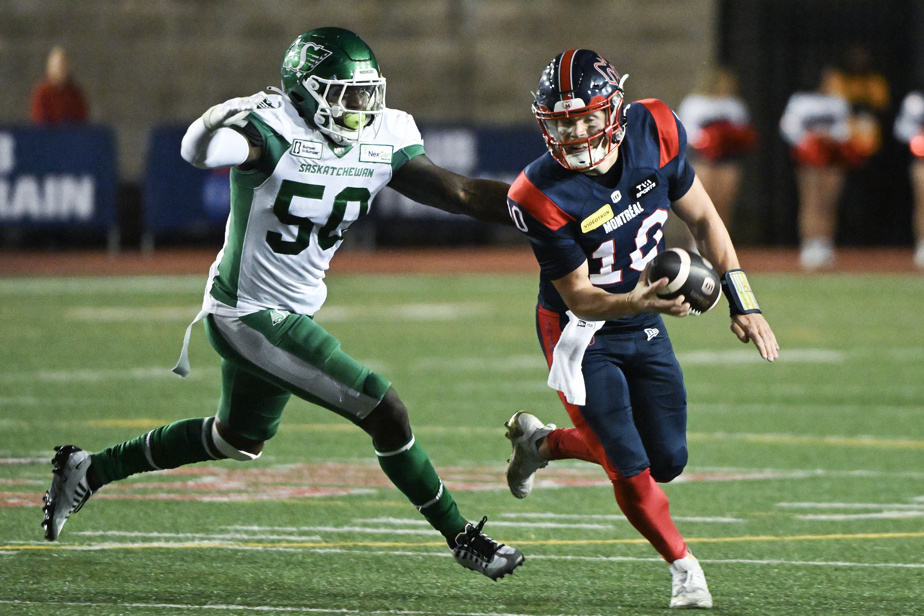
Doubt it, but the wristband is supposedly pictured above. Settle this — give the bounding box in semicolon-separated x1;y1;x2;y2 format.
721;269;761;315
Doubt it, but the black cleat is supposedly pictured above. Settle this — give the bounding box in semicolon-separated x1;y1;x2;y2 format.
450;516;524;580
41;445;94;541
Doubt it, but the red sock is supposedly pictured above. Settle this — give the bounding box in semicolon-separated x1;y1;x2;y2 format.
612;468;687;562
545;427;599;463
545;417;688;562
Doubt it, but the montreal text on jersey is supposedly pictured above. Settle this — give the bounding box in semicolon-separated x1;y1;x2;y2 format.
603;201;644;233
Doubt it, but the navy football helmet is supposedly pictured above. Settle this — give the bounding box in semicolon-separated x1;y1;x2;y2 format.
532;49;629;171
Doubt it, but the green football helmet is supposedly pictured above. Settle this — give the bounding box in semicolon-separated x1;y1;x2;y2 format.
280;27;386;144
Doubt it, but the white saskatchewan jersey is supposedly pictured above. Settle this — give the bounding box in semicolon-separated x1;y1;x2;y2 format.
202;93;424;318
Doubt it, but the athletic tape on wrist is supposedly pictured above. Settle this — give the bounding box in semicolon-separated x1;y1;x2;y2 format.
721;269;761;315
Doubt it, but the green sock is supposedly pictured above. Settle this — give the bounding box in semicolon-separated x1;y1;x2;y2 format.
90;417;221;486
375;435;467;540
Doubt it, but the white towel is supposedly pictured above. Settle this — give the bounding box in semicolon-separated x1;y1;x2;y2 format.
547;311;604;406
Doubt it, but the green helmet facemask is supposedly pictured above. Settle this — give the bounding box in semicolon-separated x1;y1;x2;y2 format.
281;27;386;145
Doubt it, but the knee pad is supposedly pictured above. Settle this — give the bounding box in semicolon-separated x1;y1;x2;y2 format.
211;420;263;462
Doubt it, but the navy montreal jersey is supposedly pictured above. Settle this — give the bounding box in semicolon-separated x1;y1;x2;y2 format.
508;99;697;323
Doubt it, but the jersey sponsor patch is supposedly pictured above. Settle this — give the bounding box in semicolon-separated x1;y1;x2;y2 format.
632;174;659;200
359;144;393;164
580;204;615;233
290;139;323;159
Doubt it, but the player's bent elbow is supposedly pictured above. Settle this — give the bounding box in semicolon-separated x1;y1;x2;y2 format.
179;138;210;169
182;154;211;169
180;120;250;169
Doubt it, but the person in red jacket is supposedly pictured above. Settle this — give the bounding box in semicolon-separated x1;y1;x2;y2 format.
30;46;89;125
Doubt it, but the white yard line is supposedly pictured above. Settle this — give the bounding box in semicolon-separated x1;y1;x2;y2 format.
778;501;924;509
0;600;546;616
678;348;845;364
2;543;921;571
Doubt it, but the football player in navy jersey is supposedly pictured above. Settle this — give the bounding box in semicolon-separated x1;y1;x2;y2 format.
504;49;779;609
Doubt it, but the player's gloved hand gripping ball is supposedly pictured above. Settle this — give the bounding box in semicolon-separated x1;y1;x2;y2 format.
647;248;722;315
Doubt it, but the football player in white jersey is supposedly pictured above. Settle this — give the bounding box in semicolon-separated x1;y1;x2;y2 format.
41;27;523;581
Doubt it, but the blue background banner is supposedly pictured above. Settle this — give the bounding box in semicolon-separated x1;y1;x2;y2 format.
0;126;118;229
143;125;232;239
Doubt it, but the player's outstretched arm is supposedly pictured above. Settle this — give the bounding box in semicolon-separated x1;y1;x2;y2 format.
672;175;780;362
388;155;513;226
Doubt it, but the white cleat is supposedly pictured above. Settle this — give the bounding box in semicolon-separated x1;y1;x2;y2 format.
669;553;713;609
504;410;555;499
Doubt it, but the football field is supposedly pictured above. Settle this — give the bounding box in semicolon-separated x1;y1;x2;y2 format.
1;270;922;615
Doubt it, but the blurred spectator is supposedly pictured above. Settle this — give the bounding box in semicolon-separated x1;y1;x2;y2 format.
893;90;924;268
30;45;89;125
828;45;890;162
780;68;868;269
675;66;757;249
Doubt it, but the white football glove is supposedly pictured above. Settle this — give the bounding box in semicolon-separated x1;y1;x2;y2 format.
201;92;267;131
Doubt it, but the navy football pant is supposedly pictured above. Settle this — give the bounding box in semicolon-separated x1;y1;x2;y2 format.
536;306;688;481
536;306;689;562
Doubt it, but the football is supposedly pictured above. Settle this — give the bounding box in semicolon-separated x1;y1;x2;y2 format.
647;248;721;315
